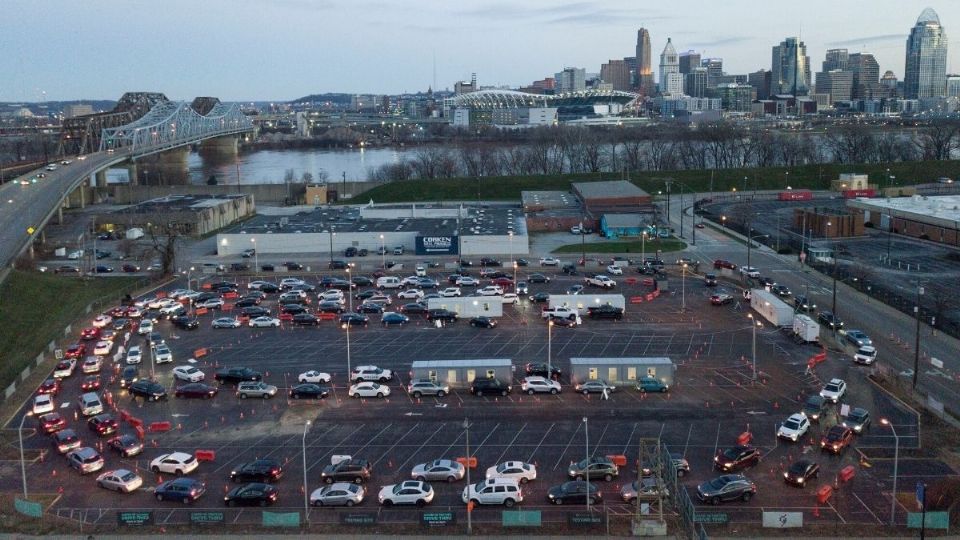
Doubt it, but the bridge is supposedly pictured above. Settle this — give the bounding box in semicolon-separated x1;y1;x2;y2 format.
0;93;254;272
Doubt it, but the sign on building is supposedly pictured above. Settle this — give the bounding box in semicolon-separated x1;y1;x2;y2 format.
416;235;458;255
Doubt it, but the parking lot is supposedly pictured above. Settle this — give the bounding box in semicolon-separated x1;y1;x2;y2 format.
4;263;944;534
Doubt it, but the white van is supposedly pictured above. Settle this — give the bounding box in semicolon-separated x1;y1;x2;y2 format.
415;265;427;277
78;392;104;417
376;276;402;289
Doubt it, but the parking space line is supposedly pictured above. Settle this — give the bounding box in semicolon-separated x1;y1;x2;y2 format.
553;421;584;470
526;422;556;464
370;422;421;467
306;423;367;473
471;422;500;455
853;492;883;524
681;424;693;458
492;422;528;465
827;501;847;524
621;422;639;455
392;423;447;471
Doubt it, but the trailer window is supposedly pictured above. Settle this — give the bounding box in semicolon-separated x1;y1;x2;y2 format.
588;367;598;380
627;367;637;381
607;367;618;382
647;367;657;378
466;370;476;383
447;370;457;384
428;370;437;382
486;370;495;379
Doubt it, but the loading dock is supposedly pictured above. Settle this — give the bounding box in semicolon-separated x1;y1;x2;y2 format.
410;359;513;389
569;357;675;386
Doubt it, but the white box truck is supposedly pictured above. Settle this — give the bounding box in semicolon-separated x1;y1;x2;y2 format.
125;228;144;240
548;294;626;313
792;314;820;343
749;289;793;327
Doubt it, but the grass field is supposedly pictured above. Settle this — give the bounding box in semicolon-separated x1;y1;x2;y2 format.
354;159;960;203
0;271;144;394
552;238;686;254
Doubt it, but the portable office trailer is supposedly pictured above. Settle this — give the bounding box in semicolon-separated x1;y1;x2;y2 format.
410;359;512;389
548;294;626;313
426;297;503;318
792;314;820;343
749;289;793;327
569;357;675;386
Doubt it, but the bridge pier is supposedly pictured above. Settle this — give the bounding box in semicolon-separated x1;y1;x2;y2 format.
198;136;240;183
136;147;189;185
94;170;107;188
57;206;63;225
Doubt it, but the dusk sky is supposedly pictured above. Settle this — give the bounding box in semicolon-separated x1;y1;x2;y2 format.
3;0;959;102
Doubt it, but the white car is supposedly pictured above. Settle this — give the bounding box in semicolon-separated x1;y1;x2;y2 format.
53;359;76;378
280;278;305;289
397;289;425;300
298;370;332;384
280;290;306;301
154;344;173;364
478;285;503;296
125;306;143;318
148;298;177;310
33;394;54;415
249;316;281;328
501;293;519;305
248;280;275;290
485;461;537;484
539;257;560;266
212;317;241;329
439;287;462;298
401;276;421;286
348;382;391;399
126;346;142;365
351;365;393;382
67;250;83;260
159;303;185;317
461;477;523;507
93;340;113;356
96;469;143;493
92;314;113;328
363;294;392;306
378;480;434;507
196;298;224;309
819;378;847;403
150;452;199;475
137;320;153;335
82;356;102;374
739;266;761;278
456;276;479;287
606;265;623;275
521;376;561;395
777;413;811;442
319;289;345;302
853;346;877;365
173;365;205;382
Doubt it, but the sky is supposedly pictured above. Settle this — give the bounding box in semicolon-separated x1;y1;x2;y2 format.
2;0;959;102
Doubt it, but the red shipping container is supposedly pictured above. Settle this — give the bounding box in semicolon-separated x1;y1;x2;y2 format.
843;189;875;199
778;190;813;201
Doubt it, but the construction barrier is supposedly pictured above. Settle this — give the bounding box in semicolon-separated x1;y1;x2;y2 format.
223;291;239;299
195;307;209;316
201;283;212;290
606;454;628;467
642;278;655;286
816;484;833;504
630;296;644;304
194;348;208;358
652;290;660;298
737;432;753;446
625;278;638;285
318;313;337;321
456;456;478;469
839;465;855;483
646;293;654;301
127;416;144;428
149;421;172;433
195;450;216;462
134;425;145;440
279;313;294;321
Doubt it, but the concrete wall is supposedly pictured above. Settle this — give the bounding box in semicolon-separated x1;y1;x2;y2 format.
103;180;380;205
217;231;417;256
460;235;530;256
426;297;504;318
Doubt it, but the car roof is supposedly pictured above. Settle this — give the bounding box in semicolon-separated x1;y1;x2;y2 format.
828;378;844;385
787;413;806;421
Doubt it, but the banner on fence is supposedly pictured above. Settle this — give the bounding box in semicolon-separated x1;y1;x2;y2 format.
568;512;603;526
190;511;225;524
14;498;42;518
907;511;949;530
421;511;456;527
339;512;377;525
762;511;802;528
693;512;728;524
502;510;541;527
117;511;153;526
262;511;300;527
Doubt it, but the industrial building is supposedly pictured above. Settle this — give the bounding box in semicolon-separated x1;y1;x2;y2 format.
216;204;529;257
572;180;652;213
568;357;675;386
409;359;512;389
521;190;592;232
107;194;255;237
847;195;960;247
792;207;865;238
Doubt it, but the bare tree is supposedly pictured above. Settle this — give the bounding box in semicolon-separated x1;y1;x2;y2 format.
144;221;186;276
915;120;960;161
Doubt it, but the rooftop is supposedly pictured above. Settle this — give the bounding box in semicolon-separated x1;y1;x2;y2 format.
847;195;960;227
573;180;649;200
521;190;582;212
114;194;248;215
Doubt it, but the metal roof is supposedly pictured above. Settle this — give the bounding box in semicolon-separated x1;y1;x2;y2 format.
602;214;646;228
573;181;649;200
570;357;674;366
411;359;512;368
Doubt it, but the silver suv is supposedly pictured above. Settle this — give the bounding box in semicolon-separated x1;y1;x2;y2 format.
407;379;450;398
236;381;278;399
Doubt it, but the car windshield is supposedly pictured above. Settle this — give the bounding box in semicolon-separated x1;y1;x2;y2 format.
826;383;841;392
120;471;137;482
849;411;867;423
788;462;807;474
784;419;801;430
708;477;730;489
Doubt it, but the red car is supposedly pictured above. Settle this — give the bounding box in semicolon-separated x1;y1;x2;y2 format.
81;375;101;392
713;259;736;270
109;306;129;318
64;343;86;359
88;413;119;436
37;378;61;396
714;445;761;472
80;327;100;341
820;425;854;454
491;277;514;288
39;412;67;434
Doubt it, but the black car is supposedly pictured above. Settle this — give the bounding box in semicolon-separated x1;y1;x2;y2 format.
783;459;819;487
259;282;280;293
88;413;119;436
325;279;354;291
470;316;497;328
284;262;303;270
241;306;270;318
714;445;760;472
817;311;844;329
561;263;578;275
339;313;369;327
470;378;512;396
527;273;551;284
171;316;199;330
529;292;551;303
175;383;219;399
235;297;260;308
771;284;791;297
290;283;317;293
91;265;114;273
329;260;348;270
794;295;816;312
356;290;380;301
400;303;428;315
548;481;602;505
358;303;384;314
215;367;262;385
289;384;329;399
525;362;562;380
587;304;624;320
261;264;275;272
231;459;283;483
209;281;238;290
426;309;458;323
318;301;344;314
229;263;249;272
351;276;374;287
280;304;307;315
696;474;756;504
224;482;278;507
704;273;718;286
194;292;219;303
292;313;320;326
128;379;167;401
516;258;529;266
107;434;144;457
120;366;139;388
321;458;372;484
480;258;501;267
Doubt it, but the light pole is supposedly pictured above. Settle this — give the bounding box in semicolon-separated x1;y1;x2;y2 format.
681;263;687;311
547;319;554;375
328;229;335;267
379;234;385;269
880;418;899;526
303;420;311;524
512;261;518;289
641;231;647;264
583;416;590;512
748;314;761;381
463;418;472;535
509;231;514;266
913;283;924;389
746;230;769;279
251;237;258;276
346;310;352;377
18;412;31;499
346;266;353;313
721;215;727;230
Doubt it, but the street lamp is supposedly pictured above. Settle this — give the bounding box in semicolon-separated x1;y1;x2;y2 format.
303;420;311;524
880;418;899;526
747;314;762;381
18;412;32;499
512;261;518;289
508;231;514;265
379;234;386;269
346;266;353;313
746;229;768;278
251;237;258;276
681;263;687;311
913;283;924;390
328;229;335;267
583;417;591;512
463;418;472;535
547;319;554;376
721;215;727;230
641;231;648;264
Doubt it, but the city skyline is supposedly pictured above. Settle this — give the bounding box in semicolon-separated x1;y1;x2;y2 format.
2;0;959;102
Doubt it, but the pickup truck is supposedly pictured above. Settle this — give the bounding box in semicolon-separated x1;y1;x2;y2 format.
584;274;617;288
541;307;578;320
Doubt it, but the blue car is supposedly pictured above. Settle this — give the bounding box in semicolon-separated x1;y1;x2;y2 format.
381;312;410;326
155;477;206;503
844;330;872;347
636;376;669;393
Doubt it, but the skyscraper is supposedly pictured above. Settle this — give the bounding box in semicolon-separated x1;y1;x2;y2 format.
685;68;708;98
636;28;654;95
679;51;701;75
904;8;948;99
701;58;724;86
748;69;772;100
659;38;683;95
848;53;880;99
822;49;849;72
554;67;586;93
771;37;811;95
600;60;632;92
815;70;853;102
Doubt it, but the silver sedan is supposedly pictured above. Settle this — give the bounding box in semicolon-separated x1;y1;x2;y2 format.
310;482;366;507
96;468;143;493
411;459;465;482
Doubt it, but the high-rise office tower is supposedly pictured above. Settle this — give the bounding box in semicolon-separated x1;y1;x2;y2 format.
636;28;654;94
905;8;948;99
659;38;683;95
600;59;632;92
702;58;724;86
771;37;811;95
822;49;849;72
748;69;772;100
815;70;853;102
554;67;586;93
685;67;708;97
679;51;701;74
848;53;880;99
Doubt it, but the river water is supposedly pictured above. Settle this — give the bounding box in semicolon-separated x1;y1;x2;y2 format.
186;147;405;185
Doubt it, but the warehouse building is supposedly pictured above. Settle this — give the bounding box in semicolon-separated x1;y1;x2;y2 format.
572;180;652;213
847;194;960;247
569;357;675;386
107;194;255;237
410;359;513;389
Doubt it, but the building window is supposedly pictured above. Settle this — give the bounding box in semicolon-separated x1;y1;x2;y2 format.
627;367;637;381
428;370;437;382
647;367;657;378
466;369;476;383
447;370;457;384
588;367;598;380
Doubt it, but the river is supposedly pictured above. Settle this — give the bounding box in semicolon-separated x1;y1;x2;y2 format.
186;147;406;185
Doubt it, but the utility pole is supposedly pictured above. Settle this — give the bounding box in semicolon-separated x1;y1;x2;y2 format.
913;283;924;389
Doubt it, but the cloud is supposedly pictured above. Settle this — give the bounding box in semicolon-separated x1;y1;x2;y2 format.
686;36;754;48
459;1;667;26
826;34;906;46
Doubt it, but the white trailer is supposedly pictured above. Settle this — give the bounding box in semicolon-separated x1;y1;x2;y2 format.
792;314;820;344
427;297;503;318
125;228;145;240
548;294;626;313
749;289;793;327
